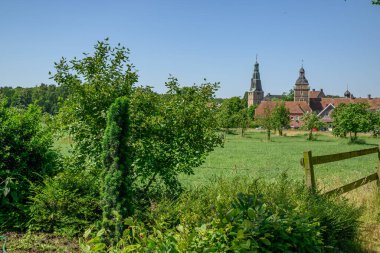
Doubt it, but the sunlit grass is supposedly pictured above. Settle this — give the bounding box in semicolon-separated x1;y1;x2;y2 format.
181;129;379;191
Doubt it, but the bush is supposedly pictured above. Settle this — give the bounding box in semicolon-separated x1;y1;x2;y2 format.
0;102;59;229
80;175;362;252
28;159;102;237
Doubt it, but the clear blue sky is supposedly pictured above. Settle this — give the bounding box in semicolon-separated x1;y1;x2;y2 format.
1;0;379;98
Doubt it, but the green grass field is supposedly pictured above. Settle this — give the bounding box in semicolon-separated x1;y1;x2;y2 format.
180;130;380;192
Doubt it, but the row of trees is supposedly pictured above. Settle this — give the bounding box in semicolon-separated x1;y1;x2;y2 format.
332;103;380;141
0;84;69;114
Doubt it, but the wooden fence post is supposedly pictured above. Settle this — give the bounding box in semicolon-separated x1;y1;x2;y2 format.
303;151;316;192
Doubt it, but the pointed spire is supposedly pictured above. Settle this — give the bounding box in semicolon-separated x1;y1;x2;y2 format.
250;57;262;91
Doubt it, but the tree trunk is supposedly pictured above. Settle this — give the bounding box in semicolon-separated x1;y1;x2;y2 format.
309;129;313;141
267;129;271;141
279;128;283;136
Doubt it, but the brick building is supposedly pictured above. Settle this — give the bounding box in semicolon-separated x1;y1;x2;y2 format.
250;62;380;128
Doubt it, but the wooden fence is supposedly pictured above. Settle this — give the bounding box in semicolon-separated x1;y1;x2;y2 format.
300;145;380;196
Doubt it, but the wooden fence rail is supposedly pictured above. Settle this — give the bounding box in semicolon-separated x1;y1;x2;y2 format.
300;145;380;195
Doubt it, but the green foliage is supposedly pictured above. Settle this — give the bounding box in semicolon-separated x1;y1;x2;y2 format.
271;102;290;136
28;159;101;237
0;84;69;114
217;96;247;131
255;103;289;140
255;105;274;141
373;0;380;5
126;78;223;200
101;96;132;243
53;38;138;168
332;103;374;142
80;176;362;252
281;89;294;101
373;110;380;137
301;112;325;140
0;101;58;229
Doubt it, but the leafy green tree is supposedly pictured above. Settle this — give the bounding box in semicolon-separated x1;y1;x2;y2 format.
271;103;290;136
101;96;132;243
281;89;294;101
217;97;246;132
127;78;223;198
255;105;274;141
0;101;58;229
373;0;380;5
301;112;325;140
53;38;138;168
332;103;373;142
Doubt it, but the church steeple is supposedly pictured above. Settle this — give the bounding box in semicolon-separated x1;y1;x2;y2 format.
250;57;263;91
247;56;264;107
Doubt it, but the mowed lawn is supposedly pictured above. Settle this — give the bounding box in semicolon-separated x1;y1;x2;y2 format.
180;130;380;191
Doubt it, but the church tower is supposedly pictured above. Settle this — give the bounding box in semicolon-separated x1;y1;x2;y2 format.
294;66;310;102
247;58;264;107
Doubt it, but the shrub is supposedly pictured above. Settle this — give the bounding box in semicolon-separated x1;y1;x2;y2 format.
0;102;58;229
80;176;362;252
28;159;101;237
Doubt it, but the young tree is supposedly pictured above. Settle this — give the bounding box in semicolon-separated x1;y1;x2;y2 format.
256;105;274;141
272;103;290;136
53;38;138;168
301;112;325;140
332;103;373;142
101;97;132;243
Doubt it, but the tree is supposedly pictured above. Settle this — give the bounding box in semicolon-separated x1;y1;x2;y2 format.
371;109;380;137
301;112;325;140
332;103;374;142
217;97;246;133
373;0;380;5
247;104;257;128
0;101;58;228
282;89;294;101
272;103;290;136
255;105;274;141
127;77;223;198
52;39;223;211
101;96;132;243
53;38;138;168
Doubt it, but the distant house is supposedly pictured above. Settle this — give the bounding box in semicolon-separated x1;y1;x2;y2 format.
249;60;380;128
255;101;312;128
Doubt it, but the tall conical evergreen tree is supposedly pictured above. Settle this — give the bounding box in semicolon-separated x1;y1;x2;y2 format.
101;96;133;243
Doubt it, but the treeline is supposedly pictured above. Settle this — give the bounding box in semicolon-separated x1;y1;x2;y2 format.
0;84;69;114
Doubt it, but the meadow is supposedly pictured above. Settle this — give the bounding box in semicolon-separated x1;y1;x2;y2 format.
181;130;380;192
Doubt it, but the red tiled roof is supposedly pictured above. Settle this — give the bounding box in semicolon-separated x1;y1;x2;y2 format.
255;101;312;117
309;91;321;99
320;98;380;110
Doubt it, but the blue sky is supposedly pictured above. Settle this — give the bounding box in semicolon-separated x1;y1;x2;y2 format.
0;0;379;98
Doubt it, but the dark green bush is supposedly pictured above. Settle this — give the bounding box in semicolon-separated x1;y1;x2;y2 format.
28;159;101;237
0;102;59;229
